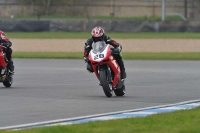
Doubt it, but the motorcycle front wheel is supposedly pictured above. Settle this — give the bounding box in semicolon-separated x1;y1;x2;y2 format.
99;70;113;97
3;75;13;87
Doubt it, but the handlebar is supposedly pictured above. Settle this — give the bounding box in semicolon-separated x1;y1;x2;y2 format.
0;44;7;49
111;48;120;55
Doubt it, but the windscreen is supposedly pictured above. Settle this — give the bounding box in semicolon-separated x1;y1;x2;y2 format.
92;41;107;53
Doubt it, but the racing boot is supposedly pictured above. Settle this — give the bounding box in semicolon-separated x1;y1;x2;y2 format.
120;68;126;79
7;60;14;74
114;55;127;79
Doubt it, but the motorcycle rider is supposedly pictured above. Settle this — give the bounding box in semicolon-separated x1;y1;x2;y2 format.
0;30;14;74
84;26;126;79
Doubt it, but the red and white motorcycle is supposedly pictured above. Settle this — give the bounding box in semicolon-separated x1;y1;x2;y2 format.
88;41;125;97
0;45;13;87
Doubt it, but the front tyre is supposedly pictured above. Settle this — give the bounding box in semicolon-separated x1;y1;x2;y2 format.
99;70;113;97
3;75;13;87
114;85;125;96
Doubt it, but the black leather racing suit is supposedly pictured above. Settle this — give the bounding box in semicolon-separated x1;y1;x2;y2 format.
84;34;126;79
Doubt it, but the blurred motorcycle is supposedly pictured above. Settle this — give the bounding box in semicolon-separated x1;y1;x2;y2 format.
88;41;125;97
0;44;13;87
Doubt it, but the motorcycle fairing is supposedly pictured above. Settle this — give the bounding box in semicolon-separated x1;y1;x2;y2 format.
89;44;110;63
0;50;6;68
107;56;120;87
89;44;121;87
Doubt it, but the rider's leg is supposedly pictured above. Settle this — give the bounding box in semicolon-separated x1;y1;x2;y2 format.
6;47;14;73
113;54;126;79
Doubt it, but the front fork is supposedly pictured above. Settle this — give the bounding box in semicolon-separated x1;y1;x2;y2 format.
98;64;124;89
98;64;112;84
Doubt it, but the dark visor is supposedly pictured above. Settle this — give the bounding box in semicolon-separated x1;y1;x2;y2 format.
92;36;103;42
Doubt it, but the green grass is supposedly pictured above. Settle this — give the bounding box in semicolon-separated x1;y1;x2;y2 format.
6;32;200;39
1;106;200;133
13;52;83;59
122;52;200;60
13;52;200;60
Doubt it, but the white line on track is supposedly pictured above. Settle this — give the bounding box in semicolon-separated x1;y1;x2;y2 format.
1;99;200;130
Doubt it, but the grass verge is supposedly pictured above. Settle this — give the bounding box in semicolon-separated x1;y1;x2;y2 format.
13;52;200;60
1;106;200;133
6;32;200;39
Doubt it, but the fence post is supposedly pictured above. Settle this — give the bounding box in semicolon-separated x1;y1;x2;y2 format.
184;0;187;19
162;0;166;21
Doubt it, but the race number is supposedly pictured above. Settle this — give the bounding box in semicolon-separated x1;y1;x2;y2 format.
94;54;104;60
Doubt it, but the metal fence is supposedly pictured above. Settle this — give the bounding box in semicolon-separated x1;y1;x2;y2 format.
0;0;199;20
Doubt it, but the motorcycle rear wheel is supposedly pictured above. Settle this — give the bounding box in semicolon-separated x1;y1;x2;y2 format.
114;85;125;96
99;70;113;97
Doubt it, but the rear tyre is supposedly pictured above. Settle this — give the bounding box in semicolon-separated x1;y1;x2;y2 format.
99;70;113;97
114;85;125;96
3;75;13;87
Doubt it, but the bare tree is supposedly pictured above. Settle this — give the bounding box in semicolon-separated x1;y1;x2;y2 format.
188;0;200;20
20;0;65;15
40;0;51;15
17;0;99;16
63;0;93;16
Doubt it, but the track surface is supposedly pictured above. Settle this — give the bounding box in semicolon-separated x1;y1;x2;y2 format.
0;59;200;127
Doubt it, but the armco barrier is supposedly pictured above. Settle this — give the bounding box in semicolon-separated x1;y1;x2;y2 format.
0;19;200;32
0;20;50;32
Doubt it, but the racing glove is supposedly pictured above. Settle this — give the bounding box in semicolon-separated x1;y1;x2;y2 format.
83;56;89;63
0;43;7;48
112;45;122;54
0;42;11;48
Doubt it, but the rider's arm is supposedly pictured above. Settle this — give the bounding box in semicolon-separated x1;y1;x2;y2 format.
0;31;12;47
104;35;122;52
1;41;12;47
84;37;93;57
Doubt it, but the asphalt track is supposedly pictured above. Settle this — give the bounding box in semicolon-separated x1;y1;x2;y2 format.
0;59;200;127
